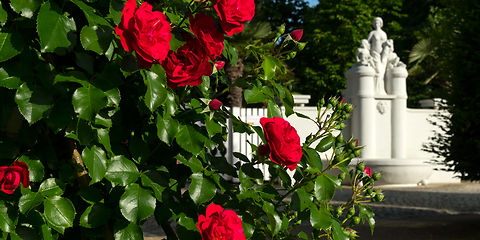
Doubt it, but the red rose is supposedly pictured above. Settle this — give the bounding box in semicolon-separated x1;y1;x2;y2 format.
190;13;225;60
364;167;372;177
290;29;303;41
161;37;212;88
115;0;172;68
0;161;30;194
197;203;246;240
212;0;255;36
260;117;302;171
209;99;223;110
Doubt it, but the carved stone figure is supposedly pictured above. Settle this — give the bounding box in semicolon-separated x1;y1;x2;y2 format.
356;39;373;67
367;17;387;59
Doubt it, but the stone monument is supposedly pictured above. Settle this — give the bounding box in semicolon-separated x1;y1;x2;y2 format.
343;17;437;185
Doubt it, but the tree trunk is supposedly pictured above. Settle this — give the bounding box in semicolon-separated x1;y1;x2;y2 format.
226;58;244;107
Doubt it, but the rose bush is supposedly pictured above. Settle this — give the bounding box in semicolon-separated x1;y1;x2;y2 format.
0;0;382;239
260;117;302;171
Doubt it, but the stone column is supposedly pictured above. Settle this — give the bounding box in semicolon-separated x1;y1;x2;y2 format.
346;64;376;158
390;66;408;159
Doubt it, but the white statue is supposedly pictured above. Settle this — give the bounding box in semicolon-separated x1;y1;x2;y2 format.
356;39;373;67
367;17;387;59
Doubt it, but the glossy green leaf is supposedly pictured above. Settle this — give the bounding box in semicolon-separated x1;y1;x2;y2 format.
359;205;375;234
105;88;121;107
53;71;88;86
0;68;21;89
109;0;123;25
19;192;44;214
144;70;167;112
176;155;203;173
71;0;111;26
310;205;333;230
244;86;266;104
0;2;7;26
80;25;112;54
105;155;139;186
140;172;166;202
15;83;52;124
316;134;335;152
37;1;76;53
189;173;216;204
114;222;143;240
314;174;335;202
41;224;54;240
0;201;17;233
267;99;282;118
97;128;113;155
262;56;278;81
176;125;208;155
82;145;108;183
0;32;24;62
156;115;179;145
290;187;312;211
304;148;322;172
10;0;41;18
19;155;44;182
39;178;65;197
44;196;76;228
72;85;108;121
205;118;222;137
80;203;111;228
119;183;156;222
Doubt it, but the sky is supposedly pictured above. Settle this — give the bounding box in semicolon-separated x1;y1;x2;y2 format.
307;0;318;7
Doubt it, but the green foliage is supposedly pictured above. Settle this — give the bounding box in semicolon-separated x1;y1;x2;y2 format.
423;0;480;180
0;0;382;239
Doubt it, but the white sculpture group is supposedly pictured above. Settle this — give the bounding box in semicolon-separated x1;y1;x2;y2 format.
356;17;405;95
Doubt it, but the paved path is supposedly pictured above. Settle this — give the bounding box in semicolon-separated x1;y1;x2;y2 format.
143;182;480;239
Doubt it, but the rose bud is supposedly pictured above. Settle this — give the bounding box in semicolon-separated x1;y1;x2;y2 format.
290;29;303;41
209;99;223;111
215;61;225;70
258;144;270;156
364;167;372;177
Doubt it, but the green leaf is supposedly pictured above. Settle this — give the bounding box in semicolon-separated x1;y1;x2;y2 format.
72;85;108;121
310;205;333;230
97;128;113;155
359;205;375;234
44;196;76;228
0;32;24;62
80;25;112;55
140;171;166;202
80;203;112;228
0;2;7;26
156;115;179;145
15;83;52;124
19;155;44;182
316;134;335;152
205;118;222;137
9;0;41;18
176;155;203;173
177;214;197;231
53;71;88;86
82;145;108;184
144;70;167;112
188;173;216;204
283;87;294;117
119;183;156;222
290;187;312;211
267;99;282;118
114;222;143;240
38;178;65;197
109;0;123;25
19;192;44;214
244;86;266;104
41;224;54;240
71;0;111;26
0;68;21;89
0;201;17;233
304;148;322;172
314;174;335;202
37;1;76;53
262;56;278;81
176;125;208;155
105;155;139;186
